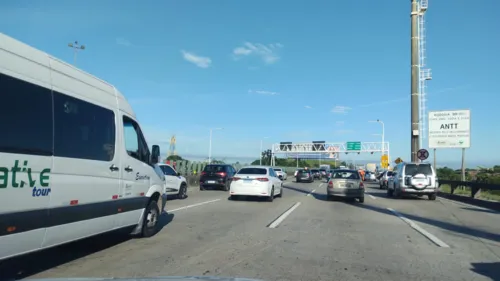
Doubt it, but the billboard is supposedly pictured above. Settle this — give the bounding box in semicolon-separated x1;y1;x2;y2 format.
428;110;471;149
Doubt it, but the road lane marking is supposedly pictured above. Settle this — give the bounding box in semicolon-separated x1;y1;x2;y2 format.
268;202;302;228
318;183;324;188
367;193;376;200
168;199;221;212
307;189;316;196
387;208;450;248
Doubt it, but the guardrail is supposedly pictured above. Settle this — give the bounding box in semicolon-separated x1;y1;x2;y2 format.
438;180;500;211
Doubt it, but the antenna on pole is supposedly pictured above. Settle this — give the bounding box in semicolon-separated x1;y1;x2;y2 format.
418;0;432;149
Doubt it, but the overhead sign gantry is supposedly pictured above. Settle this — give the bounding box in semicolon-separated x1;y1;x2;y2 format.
270;141;390;166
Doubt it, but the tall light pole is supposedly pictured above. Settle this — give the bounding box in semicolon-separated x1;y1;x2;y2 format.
208;127;223;164
260;137;269;165
369;119;385;158
68;41;85;65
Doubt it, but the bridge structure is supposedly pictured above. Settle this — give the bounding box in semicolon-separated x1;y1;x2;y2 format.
270;141;390;167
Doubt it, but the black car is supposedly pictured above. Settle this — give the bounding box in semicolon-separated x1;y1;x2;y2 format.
200;164;237;191
296;169;314;183
310;169;321;179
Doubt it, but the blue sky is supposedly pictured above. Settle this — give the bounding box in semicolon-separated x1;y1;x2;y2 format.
1;0;499;168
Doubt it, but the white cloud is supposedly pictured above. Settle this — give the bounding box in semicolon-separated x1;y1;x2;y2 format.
181;50;212;68
304;105;312;109
331;106;351;114
248;89;279;96
116;37;132;47
232;42;283;64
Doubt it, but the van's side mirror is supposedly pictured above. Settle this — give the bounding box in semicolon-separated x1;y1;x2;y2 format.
151;145;160;164
177;172;181;176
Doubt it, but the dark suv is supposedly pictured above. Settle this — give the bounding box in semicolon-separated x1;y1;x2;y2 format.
200;164;237;191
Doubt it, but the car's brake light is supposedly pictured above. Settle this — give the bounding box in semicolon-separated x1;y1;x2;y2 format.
217;172;226;177
256;178;269;182
201;171;207;176
232;177;241;181
359;182;364;189
328;180;333;188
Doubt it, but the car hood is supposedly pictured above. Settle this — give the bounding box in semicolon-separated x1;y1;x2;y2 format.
31;277;265;281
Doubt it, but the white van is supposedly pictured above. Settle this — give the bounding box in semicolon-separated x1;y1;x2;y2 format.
0;33;165;260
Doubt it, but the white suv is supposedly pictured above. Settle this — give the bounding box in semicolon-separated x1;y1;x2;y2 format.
387;162;438;200
158;164;189;199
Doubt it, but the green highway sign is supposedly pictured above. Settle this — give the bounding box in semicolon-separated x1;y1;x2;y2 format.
346;141;361;151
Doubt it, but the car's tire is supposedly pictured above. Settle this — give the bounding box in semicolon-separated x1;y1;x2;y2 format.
387;189;393;197
223;181;230;191
358;196;365;203
267;188;274;202
199;185;205;191
428;193;437;201
277;185;283;198
177;184;188;199
141;199;160;237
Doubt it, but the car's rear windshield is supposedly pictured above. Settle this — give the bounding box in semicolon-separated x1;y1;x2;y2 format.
238;168;267;175
319;169;326;171
387;171;394;176
203;165;226;172
273;168;282;171
299;170;311;174
332;171;360;179
311;169;319;172
405;164;433;176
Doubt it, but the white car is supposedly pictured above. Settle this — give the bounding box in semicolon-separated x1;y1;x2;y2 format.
230;166;283;202
157;164;188;199
273;167;288;180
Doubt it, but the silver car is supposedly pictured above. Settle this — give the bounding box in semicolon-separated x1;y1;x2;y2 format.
326;169;364;202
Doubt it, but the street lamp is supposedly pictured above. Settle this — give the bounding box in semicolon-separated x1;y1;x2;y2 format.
260;137;269;165
369;119;386;161
208;127;223;164
68;41;85;65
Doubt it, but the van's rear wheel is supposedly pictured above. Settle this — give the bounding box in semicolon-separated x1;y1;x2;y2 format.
141;200;160;237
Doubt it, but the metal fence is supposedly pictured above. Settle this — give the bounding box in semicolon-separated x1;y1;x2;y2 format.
165;160;300;176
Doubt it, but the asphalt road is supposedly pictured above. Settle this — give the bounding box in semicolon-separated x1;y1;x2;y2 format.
2;180;500;281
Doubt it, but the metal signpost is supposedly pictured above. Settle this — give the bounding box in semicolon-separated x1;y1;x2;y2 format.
428;109;471;180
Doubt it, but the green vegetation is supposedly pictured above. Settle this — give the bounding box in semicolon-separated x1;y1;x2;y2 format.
437;166;500;201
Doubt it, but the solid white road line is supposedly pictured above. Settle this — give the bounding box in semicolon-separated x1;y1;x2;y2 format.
367;194;376;200
307;189;316;196
387;208;450;248
268;202;302;229
168;199;221;212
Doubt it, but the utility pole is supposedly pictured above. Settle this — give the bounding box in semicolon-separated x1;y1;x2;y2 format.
68;41;85;65
410;0;420;162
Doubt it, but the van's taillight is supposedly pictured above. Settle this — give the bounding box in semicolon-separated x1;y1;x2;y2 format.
217;172;226;177
256;178;269;182
232;177;241;181
359;182;364;189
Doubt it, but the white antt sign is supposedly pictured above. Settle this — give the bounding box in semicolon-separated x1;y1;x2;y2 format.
428;109;471;149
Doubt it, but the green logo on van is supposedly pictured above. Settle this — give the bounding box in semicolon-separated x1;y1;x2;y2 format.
0;160;51;189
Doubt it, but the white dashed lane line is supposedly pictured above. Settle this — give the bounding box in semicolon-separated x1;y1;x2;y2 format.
387;207;450;248
168;199;221;212
307;189;316;196
268;202;302;228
